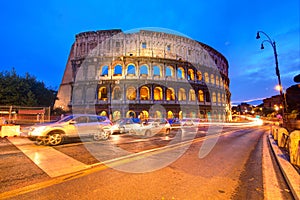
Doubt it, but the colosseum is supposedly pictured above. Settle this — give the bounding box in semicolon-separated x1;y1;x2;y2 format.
54;29;231;121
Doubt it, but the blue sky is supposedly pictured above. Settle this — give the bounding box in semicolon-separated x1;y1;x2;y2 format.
0;0;299;105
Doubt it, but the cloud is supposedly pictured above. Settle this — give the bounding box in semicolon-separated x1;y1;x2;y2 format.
224;41;230;46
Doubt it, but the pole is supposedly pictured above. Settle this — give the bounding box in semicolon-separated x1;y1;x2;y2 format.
273;42;286;119
256;31;286;121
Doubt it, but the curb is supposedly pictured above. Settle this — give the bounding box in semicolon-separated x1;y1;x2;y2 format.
268;134;300;200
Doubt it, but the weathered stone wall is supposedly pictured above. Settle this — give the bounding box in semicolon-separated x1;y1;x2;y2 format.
54;29;230;113
72;29;229;76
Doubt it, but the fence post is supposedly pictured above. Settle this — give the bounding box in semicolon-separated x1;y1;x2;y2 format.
8;105;13;123
48;106;51;122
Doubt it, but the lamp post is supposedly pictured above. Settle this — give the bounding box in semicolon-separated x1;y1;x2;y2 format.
256;31;286;119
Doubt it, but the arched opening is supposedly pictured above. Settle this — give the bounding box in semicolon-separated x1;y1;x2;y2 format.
113;64;122;76
153;65;161;77
220;78;224;88
178;88;186;101
166;66;174;77
177;67;185;79
222;93;225;103
179;111;183;119
167;111;174;119
112;111;121;121
197;71;202;81
126;110;136;118
198;90;204;102
204;72;209;83
166;87;175;101
112;86;122;100
98;86;107;101
187;69;194;80
189;89;196;101
140;65;148;77
99;111;107;116
140;86;150;100
100;65;108;76
210;74;215;85
216;76;219;86
126;86;136;100
212;92;217;103
151;111;162;118
140;110;149;120
153;86;163;100
127;64;136;76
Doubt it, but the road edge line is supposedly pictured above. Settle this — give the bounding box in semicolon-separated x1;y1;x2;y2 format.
268;134;300;200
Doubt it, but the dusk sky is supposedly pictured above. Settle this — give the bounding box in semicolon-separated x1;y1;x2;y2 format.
1;0;299;105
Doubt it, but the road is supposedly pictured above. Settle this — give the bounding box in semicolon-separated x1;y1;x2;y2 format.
0;124;294;199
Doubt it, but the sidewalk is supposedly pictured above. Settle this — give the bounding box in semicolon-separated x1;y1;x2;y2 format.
268;133;300;200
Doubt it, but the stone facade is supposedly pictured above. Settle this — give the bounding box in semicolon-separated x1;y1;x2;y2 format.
54;29;231;121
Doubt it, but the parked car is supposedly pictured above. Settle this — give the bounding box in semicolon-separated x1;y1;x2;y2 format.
168;118;200;137
112;118;141;134
110;119;123;134
27;114;112;145
179;118;201;127
126;118;171;137
144;118;171;135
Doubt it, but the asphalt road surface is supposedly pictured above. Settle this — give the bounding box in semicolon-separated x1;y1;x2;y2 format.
0;125;294;199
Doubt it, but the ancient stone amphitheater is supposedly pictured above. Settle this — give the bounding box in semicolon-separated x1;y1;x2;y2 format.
54;29;231;121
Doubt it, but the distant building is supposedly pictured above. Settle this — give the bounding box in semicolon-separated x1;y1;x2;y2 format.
286;84;300;112
231;103;253;115
54;29;231;121
263;95;282;110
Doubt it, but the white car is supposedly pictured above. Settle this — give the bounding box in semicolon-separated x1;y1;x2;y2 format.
110;118;141;134
180;118;201;127
27;114;112;145
127;118;171;137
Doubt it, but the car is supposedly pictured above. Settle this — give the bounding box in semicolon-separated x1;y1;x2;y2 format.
168;118;182;130
126;118;171;137
143;118;171;135
179;118;201;127
168;118;200;136
27;114;112;146
112;118;141;134
110;119;123;134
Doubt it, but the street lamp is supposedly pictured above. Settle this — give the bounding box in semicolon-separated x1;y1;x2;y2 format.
256;31;286;120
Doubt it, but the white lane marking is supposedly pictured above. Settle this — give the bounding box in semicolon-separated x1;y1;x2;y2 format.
8;137;88;177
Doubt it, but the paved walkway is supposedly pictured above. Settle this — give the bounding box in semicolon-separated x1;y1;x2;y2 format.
7;137;88;177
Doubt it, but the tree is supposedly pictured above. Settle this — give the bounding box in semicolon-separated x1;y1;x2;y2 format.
0;68;57;107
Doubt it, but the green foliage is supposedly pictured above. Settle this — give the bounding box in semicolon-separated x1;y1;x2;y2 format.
262;107;274;117
0;68;57;106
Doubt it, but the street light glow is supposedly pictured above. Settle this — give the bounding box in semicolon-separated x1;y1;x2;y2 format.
275;85;282;91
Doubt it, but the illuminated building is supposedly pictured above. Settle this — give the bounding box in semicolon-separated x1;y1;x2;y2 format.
54;29;231;121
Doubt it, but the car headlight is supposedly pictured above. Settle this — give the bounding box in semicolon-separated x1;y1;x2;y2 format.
30;126;48;136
